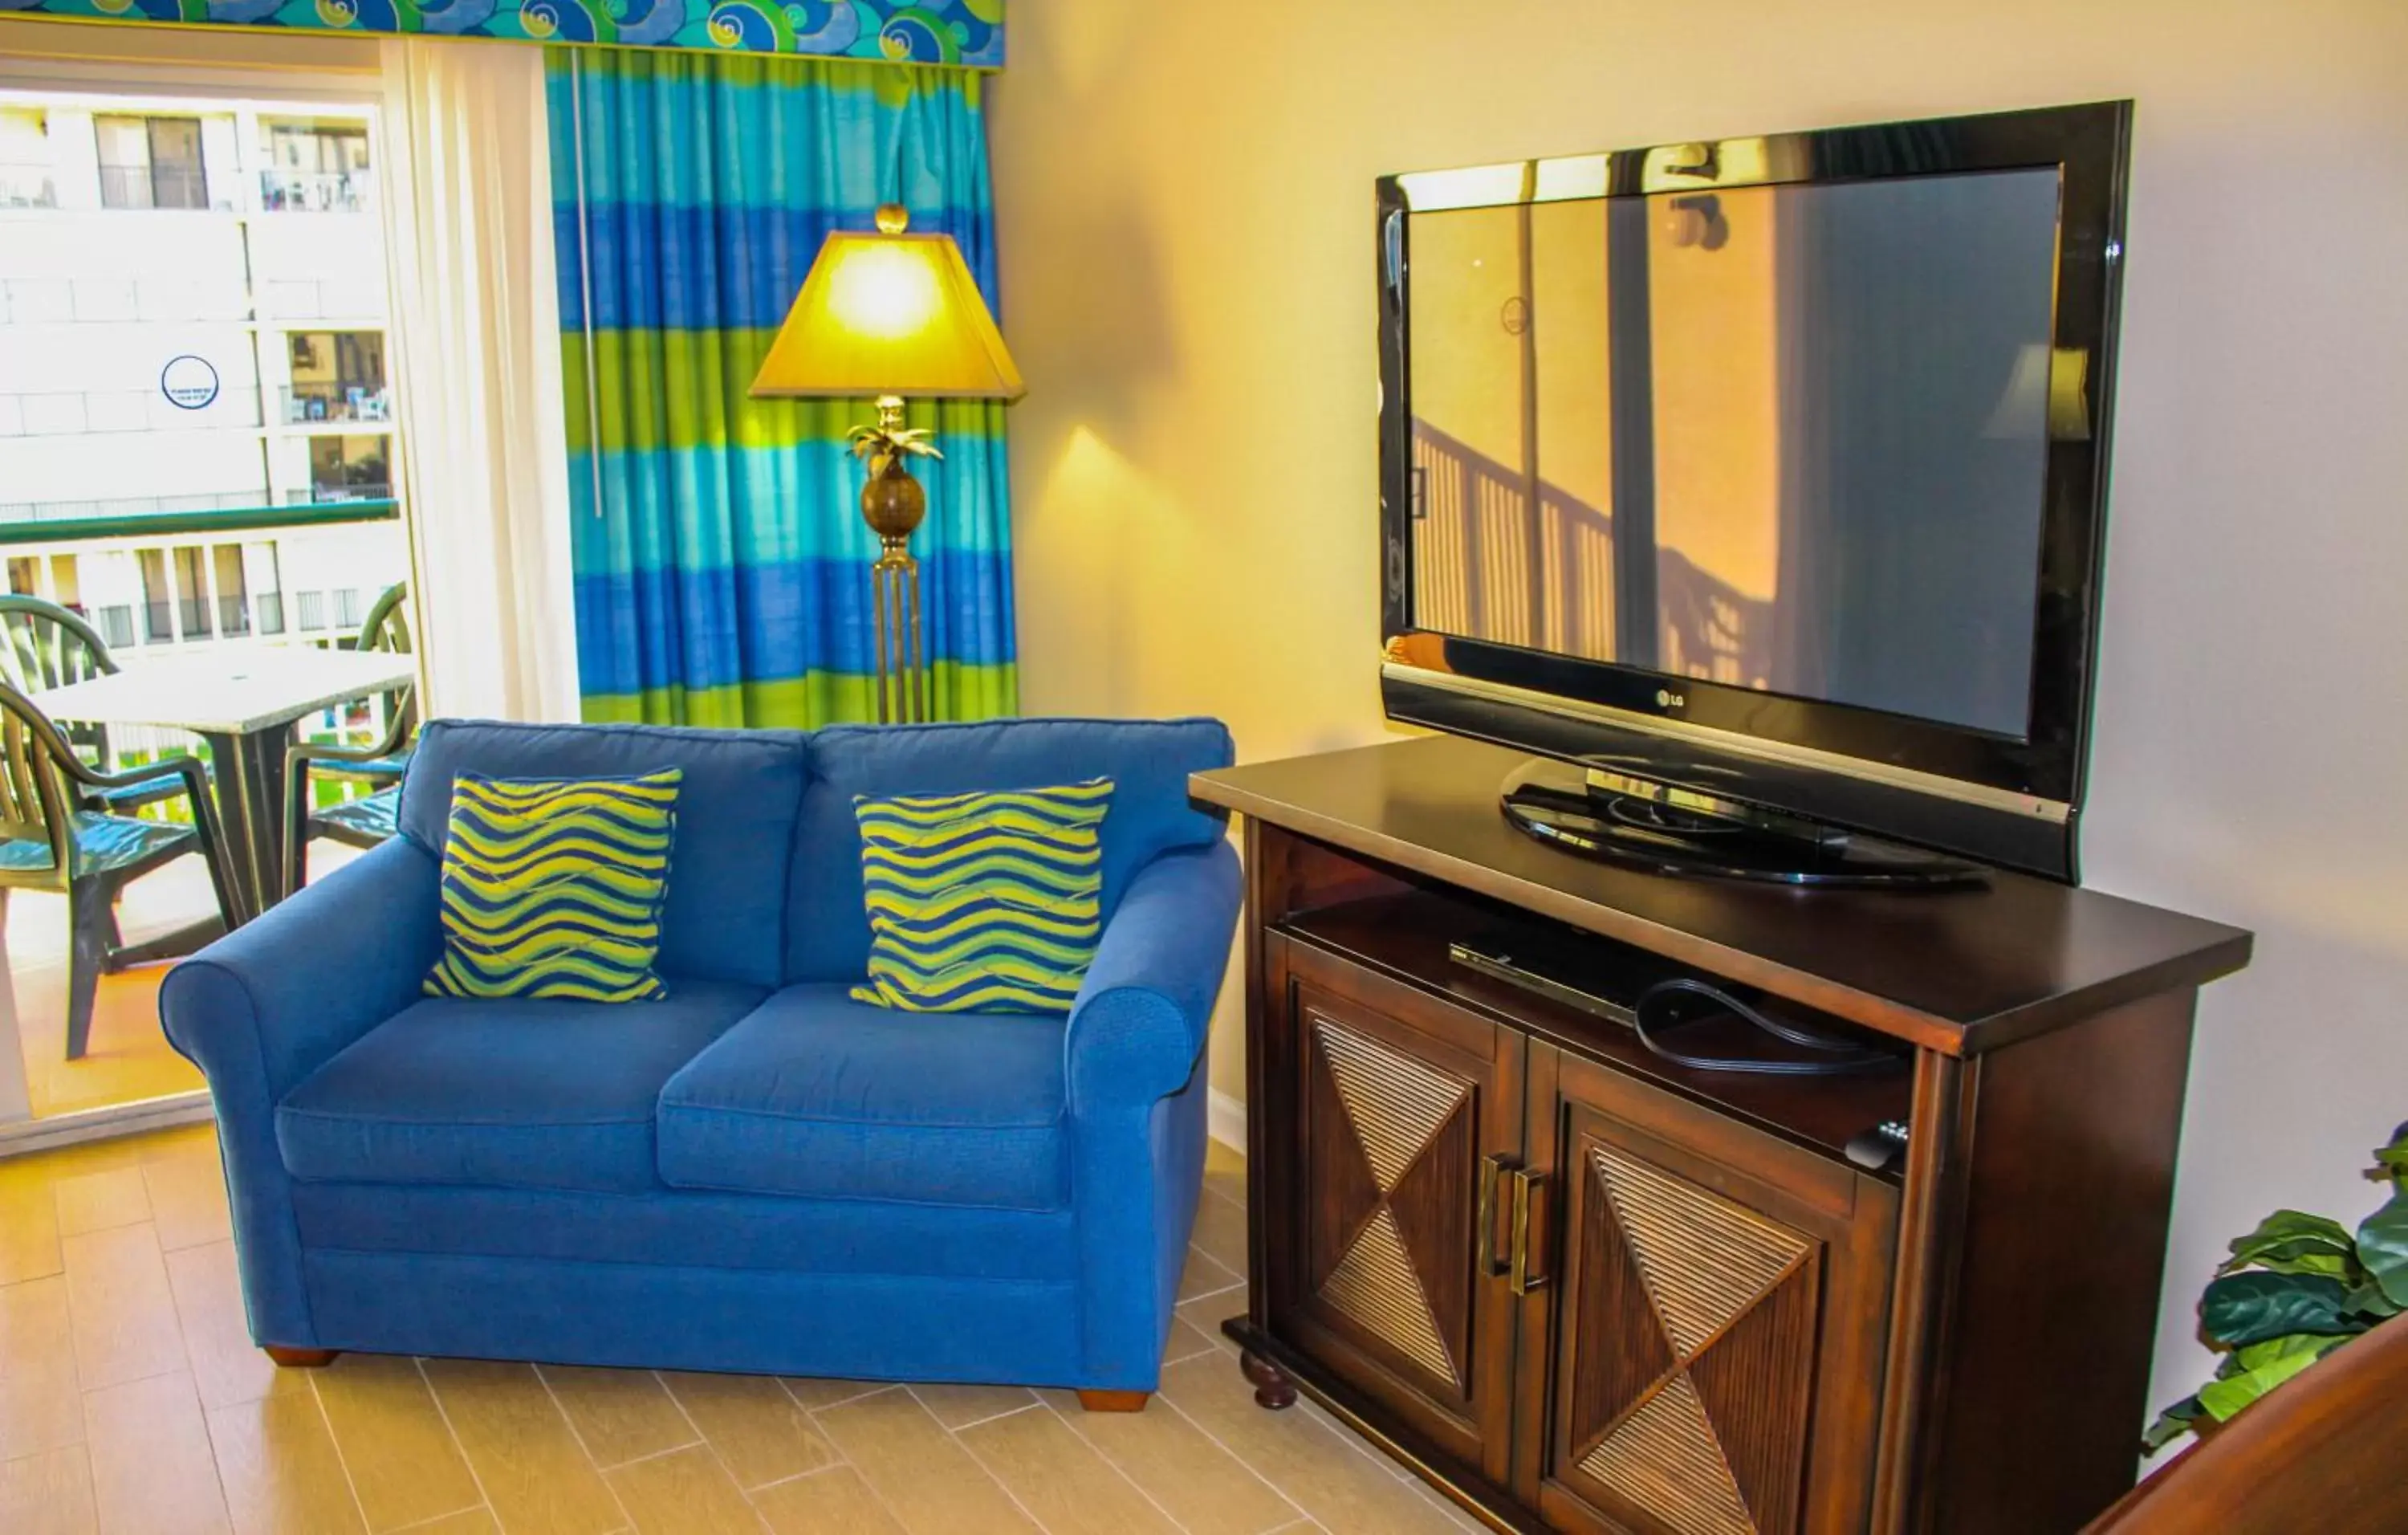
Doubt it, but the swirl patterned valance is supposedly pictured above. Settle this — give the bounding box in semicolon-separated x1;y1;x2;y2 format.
0;0;1003;67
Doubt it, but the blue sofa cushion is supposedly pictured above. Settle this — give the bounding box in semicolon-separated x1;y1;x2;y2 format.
401;721;809;989
276;980;767;1195
786;717;1235;983
657;983;1070;1211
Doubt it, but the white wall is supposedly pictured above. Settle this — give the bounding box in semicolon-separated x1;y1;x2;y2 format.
991;0;2408;1431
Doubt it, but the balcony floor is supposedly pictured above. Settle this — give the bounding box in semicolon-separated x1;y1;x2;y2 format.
10;842;361;1121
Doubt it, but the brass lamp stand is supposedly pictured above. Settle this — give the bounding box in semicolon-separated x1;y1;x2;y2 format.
746;202;1024;727
859;394;927;723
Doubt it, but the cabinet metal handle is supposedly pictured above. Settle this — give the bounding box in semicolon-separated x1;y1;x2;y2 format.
1509;1167;1551;1295
1475;1153;1517;1279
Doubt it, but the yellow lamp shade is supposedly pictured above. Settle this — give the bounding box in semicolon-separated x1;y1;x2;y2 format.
749;210;1024;401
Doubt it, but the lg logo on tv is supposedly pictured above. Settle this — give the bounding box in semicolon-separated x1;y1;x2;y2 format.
1656;688;1686;710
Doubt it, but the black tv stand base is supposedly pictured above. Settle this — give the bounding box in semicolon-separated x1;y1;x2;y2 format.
1499;755;1986;889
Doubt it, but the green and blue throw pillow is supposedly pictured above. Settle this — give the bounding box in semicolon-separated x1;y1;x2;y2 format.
425;768;681;1001
851;778;1115;1013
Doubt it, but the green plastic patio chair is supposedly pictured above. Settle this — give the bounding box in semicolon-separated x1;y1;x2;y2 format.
0;680;242;1059
283;581;415;898
0;594;189;816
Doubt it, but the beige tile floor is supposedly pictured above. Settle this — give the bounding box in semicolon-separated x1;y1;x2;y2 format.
0;1129;1480;1534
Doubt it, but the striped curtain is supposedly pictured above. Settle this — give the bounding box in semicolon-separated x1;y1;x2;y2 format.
547;48;1017;726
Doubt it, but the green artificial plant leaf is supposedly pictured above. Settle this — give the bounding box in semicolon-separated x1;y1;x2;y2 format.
2199;1270;2358;1347
2354;1193;2408;1308
2376;1122;2408;1192
2194;1332;2349;1422
2219;1209;2359;1276
2343;1280;2405;1322
2252;1252;2353;1278
2141;1394;2205;1454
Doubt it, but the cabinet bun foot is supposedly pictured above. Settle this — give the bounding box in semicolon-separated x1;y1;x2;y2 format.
1239;1349;1298;1409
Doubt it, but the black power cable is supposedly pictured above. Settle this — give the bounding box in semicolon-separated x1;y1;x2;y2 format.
1629;977;1906;1077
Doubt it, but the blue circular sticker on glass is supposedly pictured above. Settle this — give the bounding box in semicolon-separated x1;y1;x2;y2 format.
161;355;221;410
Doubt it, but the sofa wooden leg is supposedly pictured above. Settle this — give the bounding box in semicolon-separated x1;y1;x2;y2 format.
1239;1349;1297;1410
263;1346;340;1368
1076;1389;1150;1413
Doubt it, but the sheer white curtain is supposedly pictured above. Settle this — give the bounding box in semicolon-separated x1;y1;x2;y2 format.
377;38;580;722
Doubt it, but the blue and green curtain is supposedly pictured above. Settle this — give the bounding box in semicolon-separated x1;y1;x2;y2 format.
547;47;1016;726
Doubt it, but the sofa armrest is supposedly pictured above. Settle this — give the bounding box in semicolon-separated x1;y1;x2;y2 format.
1063;838;1241;1387
161;835;444;1101
1064;840;1243;1118
157;835;442;1350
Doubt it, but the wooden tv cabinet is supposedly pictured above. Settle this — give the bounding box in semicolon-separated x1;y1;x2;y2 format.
1188;736;2251;1535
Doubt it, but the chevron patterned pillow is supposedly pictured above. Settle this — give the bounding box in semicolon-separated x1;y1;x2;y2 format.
423;769;681;1002
849;778;1115;1014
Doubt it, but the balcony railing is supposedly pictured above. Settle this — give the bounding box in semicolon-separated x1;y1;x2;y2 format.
97;163;217;211
0;491;296;526
0;387;393;435
283;385;392;425
0;499;405;658
11;498;414;826
0;275;253;327
0;163;55;210
0;389;263;438
258;275;387;322
303;482;394;505
258;168;376;214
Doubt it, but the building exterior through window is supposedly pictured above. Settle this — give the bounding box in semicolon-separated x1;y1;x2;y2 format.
93;112;211;210
0;80;417;1125
0;87;409;656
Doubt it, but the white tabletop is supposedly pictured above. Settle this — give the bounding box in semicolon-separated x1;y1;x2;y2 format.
38;647;417;737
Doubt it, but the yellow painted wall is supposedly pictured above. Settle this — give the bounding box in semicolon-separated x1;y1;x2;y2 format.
992;0;2408;1423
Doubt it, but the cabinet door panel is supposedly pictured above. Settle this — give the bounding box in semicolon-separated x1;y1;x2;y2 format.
1265;934;1523;1482
1527;1052;1896;1535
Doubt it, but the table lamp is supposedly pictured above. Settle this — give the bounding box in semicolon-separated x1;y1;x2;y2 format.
749;203;1025;723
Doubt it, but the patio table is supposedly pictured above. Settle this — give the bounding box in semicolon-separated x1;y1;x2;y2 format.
39;646;416;925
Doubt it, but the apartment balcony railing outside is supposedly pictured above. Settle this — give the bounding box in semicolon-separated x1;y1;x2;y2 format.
0;491;279;526
3;499;415;829
0;389;265;438
96;163;218;212
283;385;392;425
306;482;394;506
0;275;254;328
0;497;405;656
0;164;372;218
96;165;146;207
258;168;376;214
0;163;56;210
258;273;388;323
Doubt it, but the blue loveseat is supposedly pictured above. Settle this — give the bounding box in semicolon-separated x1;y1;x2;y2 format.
160;716;1242;1403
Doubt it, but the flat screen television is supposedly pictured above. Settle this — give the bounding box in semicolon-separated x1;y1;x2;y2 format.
1376;101;2132;885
